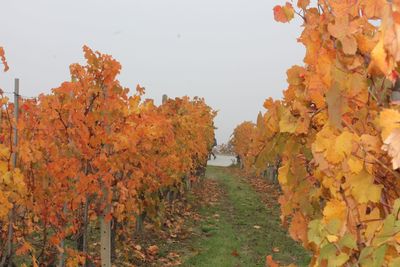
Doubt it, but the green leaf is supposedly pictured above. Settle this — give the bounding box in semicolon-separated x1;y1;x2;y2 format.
373;245;387;267
339;233;357;249
329;253;349;267
308;219;324;245
326;219;341;235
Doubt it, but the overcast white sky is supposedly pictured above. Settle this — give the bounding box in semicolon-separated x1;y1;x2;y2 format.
0;0;304;143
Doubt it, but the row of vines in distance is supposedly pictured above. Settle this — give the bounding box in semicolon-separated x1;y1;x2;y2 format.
0;46;216;266
232;1;400;266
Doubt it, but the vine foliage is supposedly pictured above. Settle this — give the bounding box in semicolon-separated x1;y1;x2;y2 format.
0;46;216;266
232;1;400;266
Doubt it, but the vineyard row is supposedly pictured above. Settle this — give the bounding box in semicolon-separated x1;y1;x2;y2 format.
0;46;216;266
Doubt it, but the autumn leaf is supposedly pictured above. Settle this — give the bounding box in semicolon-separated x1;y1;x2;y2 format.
382;128;400;169
369;37;393;75
289;212;308;243
136;84;145;95
346;169;383;203
273;3;295;23
15;241;32;256
0;47;9;72
326;83;343;130
334;131;356;161
279;108;297;133
327;234;339;243
147;245;159;256
297;0;310;9
347;156;364;174
266;255;279;267
231;250;239;257
360;0;386;19
232;0;400;266
287;65;306;86
329;0;359;16
369;3;400;75
377;108;400;140
323;199;347;224
328;16;359;55
382;4;400;63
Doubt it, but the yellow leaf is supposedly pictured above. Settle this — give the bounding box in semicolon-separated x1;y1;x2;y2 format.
369;37;393;75
360;134;381;152
360;207;382;242
313;126;336;153
327;234;339;243
348;156;363;174
377;109;400;140
323;199;347;224
0;161;8;174
335;131;356;160
287;65;306;86
278;163;290;185
315;128;357;164
346;169;383;203
0;145;9;159
279;109;297;133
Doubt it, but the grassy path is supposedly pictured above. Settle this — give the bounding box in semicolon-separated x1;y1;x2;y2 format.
182;166;309;267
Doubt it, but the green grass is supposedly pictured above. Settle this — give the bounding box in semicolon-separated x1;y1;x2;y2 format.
182;166;310;267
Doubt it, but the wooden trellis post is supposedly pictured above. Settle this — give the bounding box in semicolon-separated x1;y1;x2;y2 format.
100;86;112;267
162;94;168;104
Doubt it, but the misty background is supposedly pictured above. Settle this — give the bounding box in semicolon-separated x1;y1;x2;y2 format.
0;0;304;144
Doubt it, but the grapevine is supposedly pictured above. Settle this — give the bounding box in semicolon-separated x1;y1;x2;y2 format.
0;46;216;266
232;1;400;266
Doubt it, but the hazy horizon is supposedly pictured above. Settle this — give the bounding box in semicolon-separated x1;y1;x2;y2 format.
0;0;304;143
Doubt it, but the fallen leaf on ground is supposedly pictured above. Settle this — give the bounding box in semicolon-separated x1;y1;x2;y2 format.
266;255;279;267
147;245;159;256
231;250;240;257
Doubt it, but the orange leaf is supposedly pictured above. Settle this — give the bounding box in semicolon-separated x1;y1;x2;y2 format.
16;241;32;256
361;0;386;19
266;255;279;267
297;0;310;9
0;47;9;72
147;245;159;256
273;3;294;23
